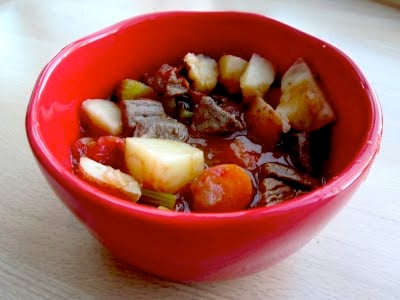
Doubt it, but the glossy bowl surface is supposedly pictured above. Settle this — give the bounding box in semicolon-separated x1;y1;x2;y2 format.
26;11;382;282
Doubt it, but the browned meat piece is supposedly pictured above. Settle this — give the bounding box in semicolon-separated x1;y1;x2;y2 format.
191;96;245;134
294;132;312;173
212;95;244;122
120;99;189;141
144;64;190;96
309;125;332;177
229;136;261;170
288;131;312;173
134;116;189;142
281;127;332;177
258;177;303;207
120;99;166;134
260;162;319;189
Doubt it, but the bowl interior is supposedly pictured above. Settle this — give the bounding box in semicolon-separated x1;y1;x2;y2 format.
27;11;379;209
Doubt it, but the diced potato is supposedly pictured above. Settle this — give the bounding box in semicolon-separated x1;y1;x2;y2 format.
81;99;122;135
79;157;141;202
184;53;218;93
240;53;275;100
218;54;248;94
114;79;154;101
245;96;289;147
275;58;336;131
125;137;205;193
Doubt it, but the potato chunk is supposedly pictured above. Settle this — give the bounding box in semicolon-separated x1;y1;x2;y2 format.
114;79;154;101
184;53;218;93
79;157;141;202
240;53;275;100
245;96;289;147
81;99;122;135
125;138;205;193
276;58;336;131
218;54;248;94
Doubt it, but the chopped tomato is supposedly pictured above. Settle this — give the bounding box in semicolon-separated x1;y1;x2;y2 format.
72;136;126;171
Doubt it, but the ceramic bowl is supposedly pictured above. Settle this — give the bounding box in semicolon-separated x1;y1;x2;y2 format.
26;11;382;282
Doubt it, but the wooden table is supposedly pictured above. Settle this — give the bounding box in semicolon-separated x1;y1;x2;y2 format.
1;1;399;298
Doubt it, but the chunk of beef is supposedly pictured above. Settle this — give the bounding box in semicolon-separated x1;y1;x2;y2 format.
284;131;313;173
134;116;189;142
293;132;312;173
260;162;319;189
191;96;245;134
144;64;190;97
212;95;244;122
120;99;166;134
258;177;303;207
281;126;332;177
229;136;261;170
309;125;332;177
120;99;189;141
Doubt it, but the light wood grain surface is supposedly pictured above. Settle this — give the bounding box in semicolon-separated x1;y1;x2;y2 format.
1;0;399;299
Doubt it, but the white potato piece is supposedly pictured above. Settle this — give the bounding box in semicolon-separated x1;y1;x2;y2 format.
218;54;248;94
275;58;336;131
81;99;122;135
79;157;141;202
125;137;205;193
115;79;154;101
184;53;218;93
240;53;275;100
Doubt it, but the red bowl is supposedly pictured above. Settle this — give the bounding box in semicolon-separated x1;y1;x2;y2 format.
25;11;382;282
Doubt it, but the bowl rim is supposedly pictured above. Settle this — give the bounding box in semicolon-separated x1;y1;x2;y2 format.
25;10;383;222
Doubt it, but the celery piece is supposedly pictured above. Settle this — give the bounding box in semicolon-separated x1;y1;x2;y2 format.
158;206;171;211
179;109;194;119
141;189;176;209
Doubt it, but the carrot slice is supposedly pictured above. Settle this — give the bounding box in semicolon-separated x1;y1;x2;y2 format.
191;164;253;212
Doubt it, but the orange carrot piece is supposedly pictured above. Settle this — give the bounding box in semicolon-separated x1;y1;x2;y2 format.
191;164;253;212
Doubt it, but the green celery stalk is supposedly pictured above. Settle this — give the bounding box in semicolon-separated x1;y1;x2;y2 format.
141;189;176;209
